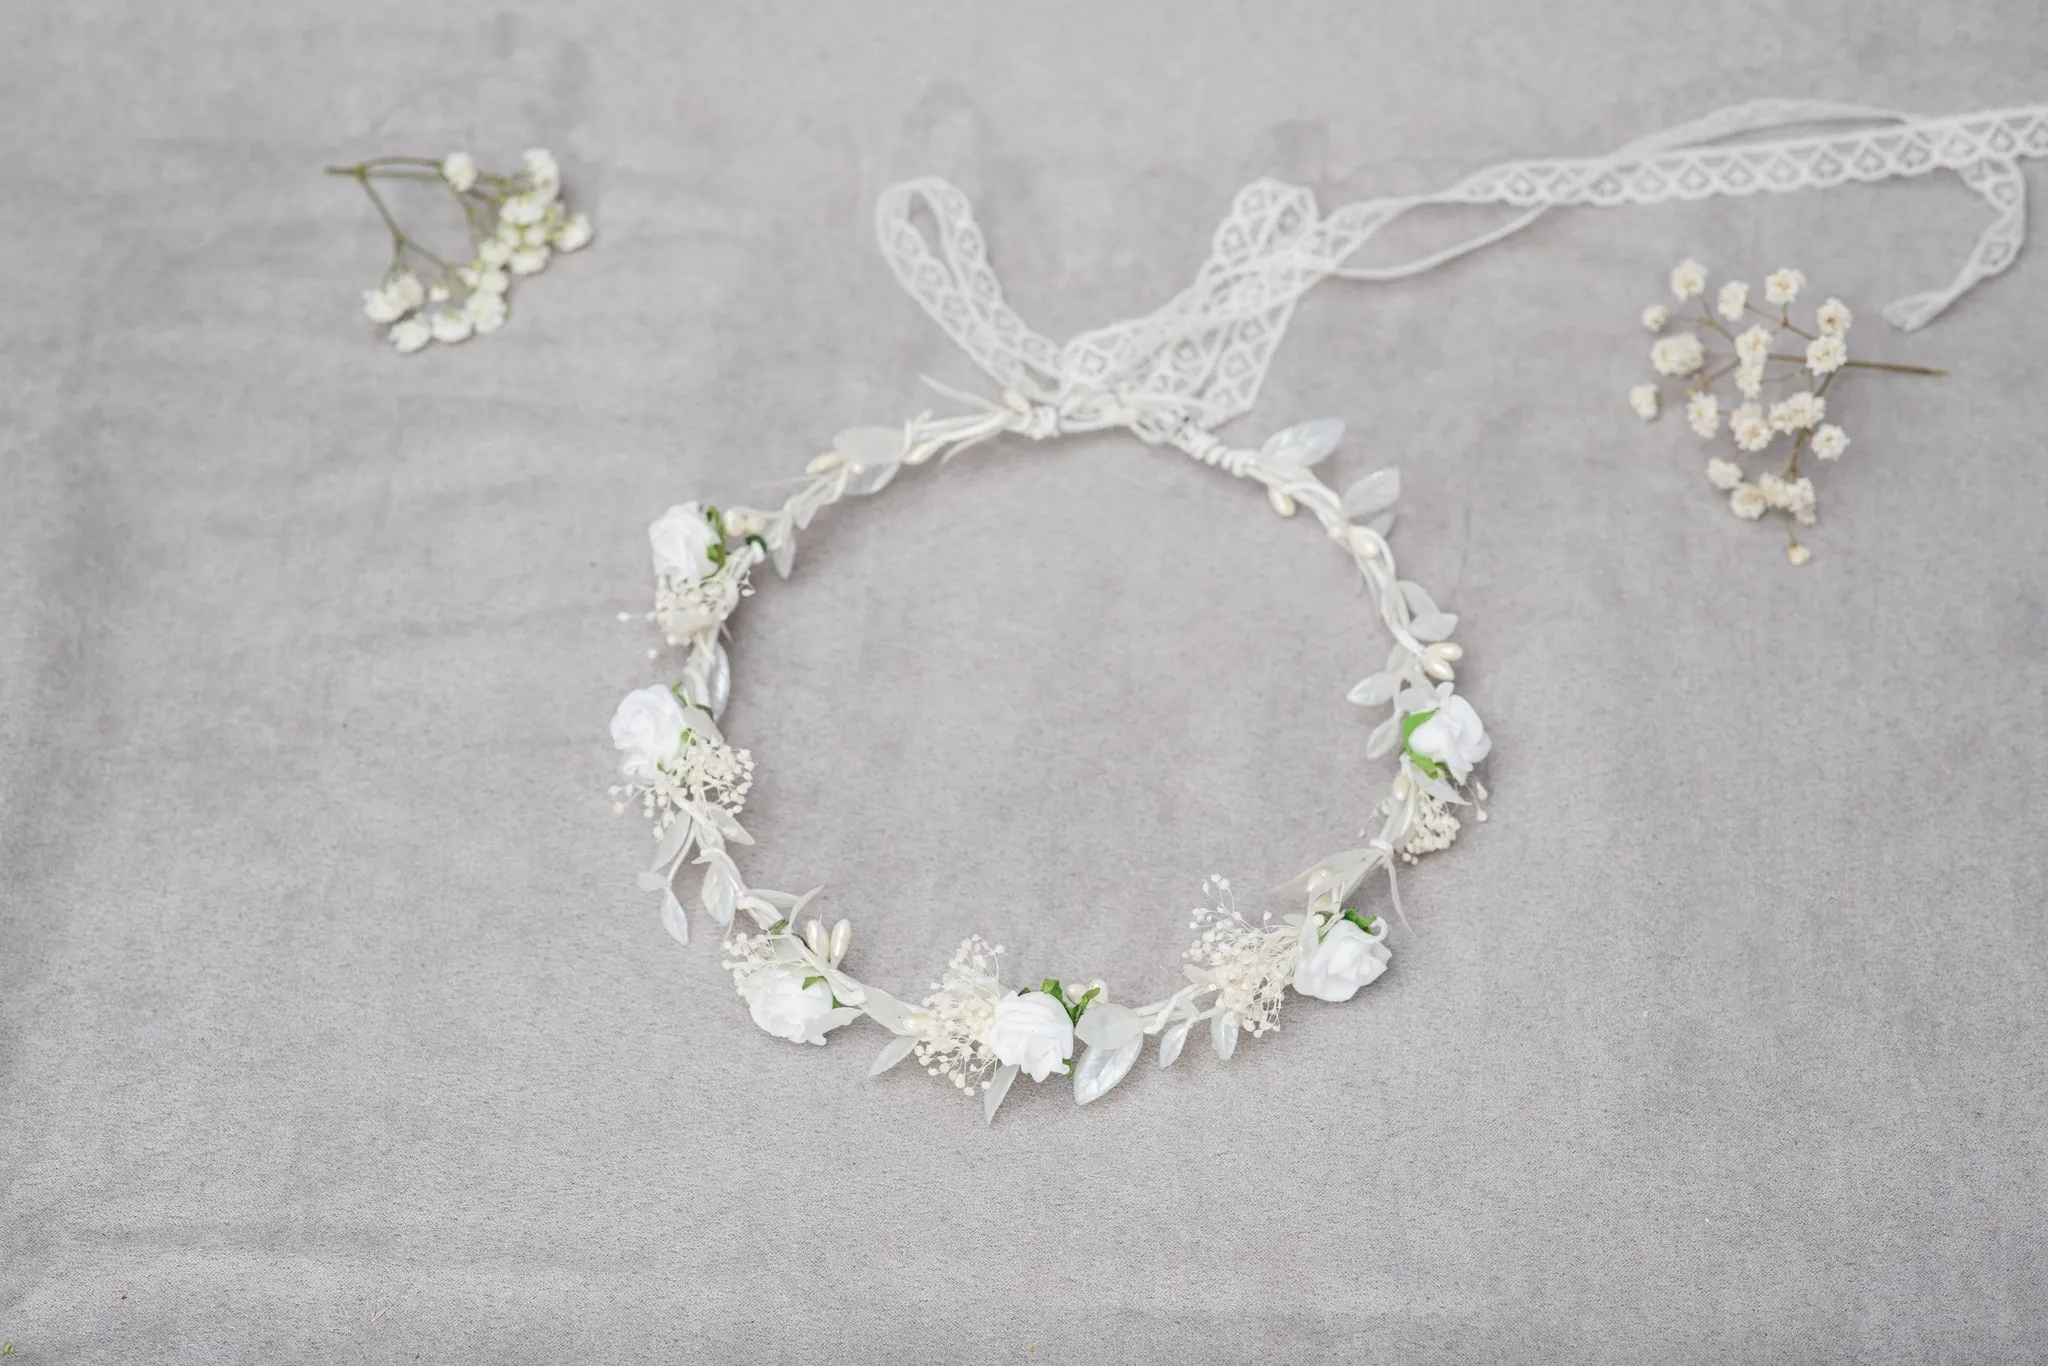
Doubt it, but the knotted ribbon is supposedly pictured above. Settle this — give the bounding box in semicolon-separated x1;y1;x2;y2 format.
876;100;2048;464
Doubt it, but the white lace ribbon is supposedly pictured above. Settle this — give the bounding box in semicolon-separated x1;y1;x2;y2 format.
877;101;2047;447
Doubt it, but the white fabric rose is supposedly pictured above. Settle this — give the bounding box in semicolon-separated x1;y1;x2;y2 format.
609;684;687;781
649;502;722;581
1407;681;1491;782
986;991;1074;1081
741;966;836;1045
1292;917;1392;1003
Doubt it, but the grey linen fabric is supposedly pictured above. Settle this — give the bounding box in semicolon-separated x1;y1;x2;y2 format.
3;2;2046;1361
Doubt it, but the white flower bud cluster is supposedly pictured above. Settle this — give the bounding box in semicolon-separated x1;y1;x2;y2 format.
342;147;593;353
1629;260;1936;564
1182;876;1293;1039
913;936;1008;1091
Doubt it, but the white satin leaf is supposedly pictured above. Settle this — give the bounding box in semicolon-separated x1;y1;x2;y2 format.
842;461;899;497
983;1063;1021;1125
1260;417;1344;468
1341;467;1401;516
868;1034;919;1077
648;816;695;872
1211;1011;1240;1061
1158;1016;1195;1068
1073;1035;1144;1105
660;890;690;945
699;861;735;926
1400;580;1440;619
1073;1002;1142;1050
834;426;904;466
1366;714;1401;758
1346;673;1396;707
1409;612;1458;642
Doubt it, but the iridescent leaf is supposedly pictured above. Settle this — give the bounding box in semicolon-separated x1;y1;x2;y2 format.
1158;1016;1196;1068
834;426;905;466
868;1034;919;1077
699;858;735;926
1341;468;1401;516
1211;1012;1240;1061
1260;417;1344;468
1073;1035;1143;1105
1073;1002;1142;1050
842;461;899;497
983;1063;1021;1125
1409;612;1458;643
1346;673;1396;707
1399;581;1440;619
660;889;689;945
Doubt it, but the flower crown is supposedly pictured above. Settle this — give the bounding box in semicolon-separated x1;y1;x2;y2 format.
605;100;2047;1121
612;409;1486;1120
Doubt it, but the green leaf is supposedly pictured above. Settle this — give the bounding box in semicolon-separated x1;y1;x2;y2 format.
1067;985;1102;1022
1039;977;1063;1001
1343;909;1379;936
802;975;827;990
1401;709;1443;779
766;919;789;935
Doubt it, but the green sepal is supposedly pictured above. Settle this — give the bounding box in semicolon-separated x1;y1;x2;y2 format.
766;919;789;935
801;975;827;990
1066;985;1102;1023
1342;909;1381;936
1401;709;1443;779
1039;977;1063;1001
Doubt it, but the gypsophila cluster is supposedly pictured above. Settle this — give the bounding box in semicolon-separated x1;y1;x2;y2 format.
654;562;753;649
608;727;755;840
1182;876;1297;1041
1632;260;1944;563
913;935;1009;1092
1390;783;1464;861
328;147;592;352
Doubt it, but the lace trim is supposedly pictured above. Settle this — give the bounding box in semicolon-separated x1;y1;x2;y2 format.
879;101;2046;447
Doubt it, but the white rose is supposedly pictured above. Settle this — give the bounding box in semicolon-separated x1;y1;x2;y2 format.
1406;681;1491;782
649;502;722;581
741;966;837;1045
986;991;1073;1081
609;684;687;781
1292;916;1392;1003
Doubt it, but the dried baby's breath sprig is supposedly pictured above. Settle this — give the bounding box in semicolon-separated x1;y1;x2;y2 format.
1182;875;1298;1044
913;935;1008;1092
1631;261;1944;564
326;147;592;352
